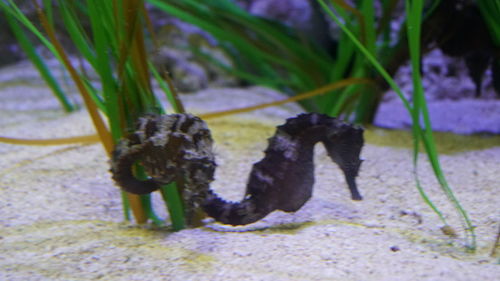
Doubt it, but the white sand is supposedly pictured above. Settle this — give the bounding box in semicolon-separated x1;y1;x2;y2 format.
0;62;499;280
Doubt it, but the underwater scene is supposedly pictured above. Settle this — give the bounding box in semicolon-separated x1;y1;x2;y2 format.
0;0;499;280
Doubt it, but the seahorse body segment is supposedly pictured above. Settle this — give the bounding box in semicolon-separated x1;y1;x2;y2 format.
110;113;364;226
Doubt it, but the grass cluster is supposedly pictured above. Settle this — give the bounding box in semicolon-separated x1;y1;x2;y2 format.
1;0;494;250
0;0;187;229
317;0;475;251
148;0;381;122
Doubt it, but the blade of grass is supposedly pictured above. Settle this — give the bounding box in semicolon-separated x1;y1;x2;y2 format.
200;77;373;119
477;1;500;45
140;194;164;226
405;0;475;250
121;191;132;221
86;0;121;141
4;10;75;112
160;182;186;231
0;135;99;145
134;165;165;226
58;1;97;68
331;0;367;44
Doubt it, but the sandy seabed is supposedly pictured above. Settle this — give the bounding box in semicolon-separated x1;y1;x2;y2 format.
0;62;499;281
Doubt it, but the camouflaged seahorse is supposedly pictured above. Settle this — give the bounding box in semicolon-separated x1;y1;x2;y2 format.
110;113;216;226
110;113;364;226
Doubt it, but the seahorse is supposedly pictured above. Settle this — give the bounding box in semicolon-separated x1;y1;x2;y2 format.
110;113;217;225
110;113;364;226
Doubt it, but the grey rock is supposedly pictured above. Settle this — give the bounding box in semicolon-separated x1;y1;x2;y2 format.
375;98;500;134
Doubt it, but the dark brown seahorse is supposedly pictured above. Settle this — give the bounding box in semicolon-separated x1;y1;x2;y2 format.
110;113;364;226
110;113;217;225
